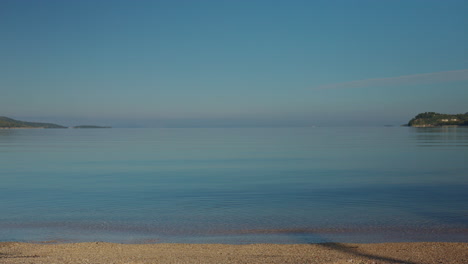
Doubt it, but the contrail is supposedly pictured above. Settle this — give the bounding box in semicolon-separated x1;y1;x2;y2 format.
314;69;468;90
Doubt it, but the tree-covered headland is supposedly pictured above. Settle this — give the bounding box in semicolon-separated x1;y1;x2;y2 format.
408;112;468;127
0;116;112;129
0;116;66;128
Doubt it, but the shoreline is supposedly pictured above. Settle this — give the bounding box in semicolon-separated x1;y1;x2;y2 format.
1;242;467;264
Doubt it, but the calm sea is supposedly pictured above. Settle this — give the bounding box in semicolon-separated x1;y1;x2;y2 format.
0;127;467;244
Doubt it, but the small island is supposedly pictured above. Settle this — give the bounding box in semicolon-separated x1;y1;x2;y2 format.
0;116;66;129
73;125;111;129
408;112;468;127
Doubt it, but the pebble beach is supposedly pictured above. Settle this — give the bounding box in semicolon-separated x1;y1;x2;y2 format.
1;242;467;264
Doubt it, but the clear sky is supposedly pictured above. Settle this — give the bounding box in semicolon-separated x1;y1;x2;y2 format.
1;0;467;127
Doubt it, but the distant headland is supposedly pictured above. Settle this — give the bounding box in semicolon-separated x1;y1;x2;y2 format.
0;116;111;129
407;112;468;127
0;116;66;129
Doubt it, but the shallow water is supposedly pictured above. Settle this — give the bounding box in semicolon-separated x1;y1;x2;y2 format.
1;127;467;243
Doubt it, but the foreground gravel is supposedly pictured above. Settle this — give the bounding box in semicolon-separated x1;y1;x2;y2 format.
1;242;466;264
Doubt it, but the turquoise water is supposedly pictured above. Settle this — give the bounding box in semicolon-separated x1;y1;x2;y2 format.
0;127;467;243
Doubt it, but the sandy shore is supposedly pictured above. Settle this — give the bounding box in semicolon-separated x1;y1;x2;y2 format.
0;242;466;264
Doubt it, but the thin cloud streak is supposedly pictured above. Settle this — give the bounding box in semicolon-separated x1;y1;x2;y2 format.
315;69;468;90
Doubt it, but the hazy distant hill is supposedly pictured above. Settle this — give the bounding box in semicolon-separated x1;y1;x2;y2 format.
408;112;468;127
0;116;66;128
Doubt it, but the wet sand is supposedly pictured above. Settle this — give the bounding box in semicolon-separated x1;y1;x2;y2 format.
1;242;466;264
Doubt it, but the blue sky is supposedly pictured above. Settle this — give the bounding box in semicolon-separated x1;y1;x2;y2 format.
1;0;467;127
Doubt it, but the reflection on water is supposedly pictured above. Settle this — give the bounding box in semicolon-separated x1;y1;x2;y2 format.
0;127;467;243
411;127;468;147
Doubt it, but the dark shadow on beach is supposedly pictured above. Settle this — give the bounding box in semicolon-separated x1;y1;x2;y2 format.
268;229;421;264
241;229;424;264
315;242;421;264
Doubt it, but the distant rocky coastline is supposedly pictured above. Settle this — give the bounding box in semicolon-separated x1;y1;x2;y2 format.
0;116;110;129
0;116;66;129
407;112;468;127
